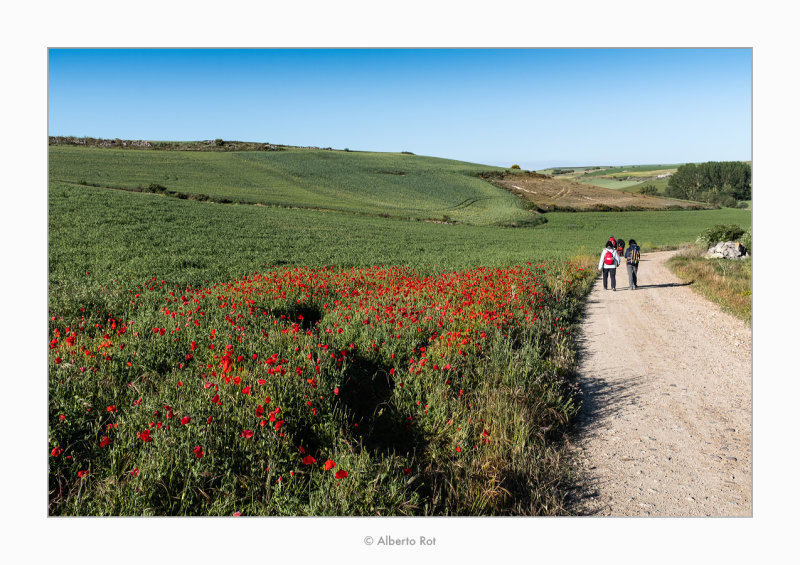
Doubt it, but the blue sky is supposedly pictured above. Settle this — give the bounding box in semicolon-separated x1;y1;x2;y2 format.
49;48;751;170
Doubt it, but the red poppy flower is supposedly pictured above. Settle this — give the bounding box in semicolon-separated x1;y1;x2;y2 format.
323;460;336;471
335;470;348;479
51;446;63;457
302;455;316;465
181;416;191;425
106;405;117;412
193;445;204;458
130;468;140;477
241;386;251;395
139;429;152;442
241;429;254;439
256;405;264;417
274;420;284;431
78;470;89;478
99;436;112;448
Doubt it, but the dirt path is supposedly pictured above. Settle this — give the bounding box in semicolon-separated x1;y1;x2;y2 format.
571;250;752;516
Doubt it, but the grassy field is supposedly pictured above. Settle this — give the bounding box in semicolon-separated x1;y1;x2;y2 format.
537;164;681;194
48;146;751;516
666;245;752;324
49;146;533;226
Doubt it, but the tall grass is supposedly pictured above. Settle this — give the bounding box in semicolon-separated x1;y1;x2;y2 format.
666;245;752;324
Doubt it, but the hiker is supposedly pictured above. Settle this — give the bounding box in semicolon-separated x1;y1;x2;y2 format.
607;236;616;248
616;238;625;258
598;240;620;291
624;238;641;290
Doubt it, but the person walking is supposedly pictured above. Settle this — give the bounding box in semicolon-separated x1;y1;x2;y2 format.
624;238;641;290
598;240;620;291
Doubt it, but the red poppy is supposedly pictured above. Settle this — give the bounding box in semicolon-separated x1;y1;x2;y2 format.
256;405;264;418
78;470;89;478
274;420;284;431
181;416;191;425
241;386;251;395
302;455;316;465
241;429;254;439
335;470;348;479
139;429;152;442
106;405;117;412
130;468;140;477
193;445;204;458
51;446;63;457
99;436;112;448
323;460;336;471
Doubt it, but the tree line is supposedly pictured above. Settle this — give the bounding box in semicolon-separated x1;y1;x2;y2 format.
665;161;751;207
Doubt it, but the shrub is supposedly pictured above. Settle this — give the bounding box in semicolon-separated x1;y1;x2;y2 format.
639;184;658;195
740;229;752;254
510;164;521;170
699;224;746;247
214;139;224;147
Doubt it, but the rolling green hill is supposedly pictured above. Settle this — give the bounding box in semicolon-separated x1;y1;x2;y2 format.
49;146;534;226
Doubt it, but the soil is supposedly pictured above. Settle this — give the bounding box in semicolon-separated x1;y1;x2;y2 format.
571;250;752;516
488;174;707;210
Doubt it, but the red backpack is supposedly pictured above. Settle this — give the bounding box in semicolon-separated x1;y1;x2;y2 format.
603;250;615;265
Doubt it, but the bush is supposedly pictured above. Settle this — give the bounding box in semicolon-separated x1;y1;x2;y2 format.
510;164;521;170
699;224;746;247
740;229;752;254
639;184;658;195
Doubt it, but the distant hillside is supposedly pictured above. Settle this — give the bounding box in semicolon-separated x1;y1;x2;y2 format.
48;144;538;227
482;170;712;211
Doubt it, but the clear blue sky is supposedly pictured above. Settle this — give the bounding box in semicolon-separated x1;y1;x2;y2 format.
48;48;751;170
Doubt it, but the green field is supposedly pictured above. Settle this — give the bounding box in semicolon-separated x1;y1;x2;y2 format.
48;146;751;516
537;163;682;193
49;180;751;295
49;146;533;226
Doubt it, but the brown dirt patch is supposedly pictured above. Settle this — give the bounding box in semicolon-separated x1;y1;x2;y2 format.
485;172;710;211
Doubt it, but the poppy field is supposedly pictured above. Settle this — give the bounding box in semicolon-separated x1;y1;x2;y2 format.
49;260;595;515
47;147;751;515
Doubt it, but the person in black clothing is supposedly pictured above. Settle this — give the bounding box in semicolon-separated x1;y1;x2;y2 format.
624;238;641;290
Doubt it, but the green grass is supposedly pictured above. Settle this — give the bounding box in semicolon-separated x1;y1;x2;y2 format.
49;146;533;226
49;181;751;297
666;245;752;324
576;178;643;190
48;148;752;516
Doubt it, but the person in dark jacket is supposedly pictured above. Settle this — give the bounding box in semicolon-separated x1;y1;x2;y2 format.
624;238;641;290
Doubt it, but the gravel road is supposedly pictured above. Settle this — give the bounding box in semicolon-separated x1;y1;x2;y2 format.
572;250;752;516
